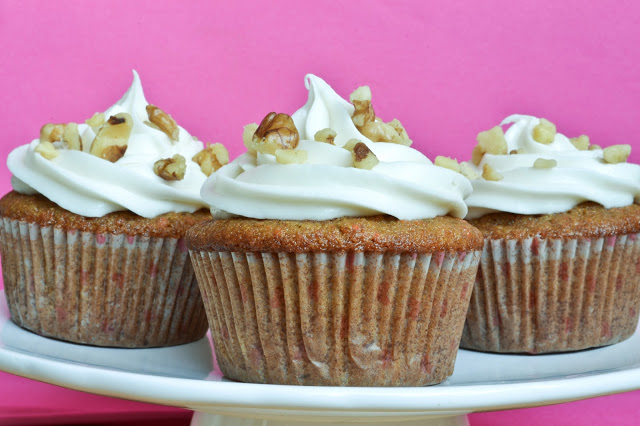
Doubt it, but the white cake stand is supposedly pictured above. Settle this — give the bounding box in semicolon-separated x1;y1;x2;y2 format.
1;291;640;426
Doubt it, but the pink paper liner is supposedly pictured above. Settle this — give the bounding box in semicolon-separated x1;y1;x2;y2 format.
191;249;481;386
461;233;640;353
0;218;208;348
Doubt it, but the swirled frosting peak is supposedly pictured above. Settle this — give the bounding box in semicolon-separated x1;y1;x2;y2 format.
465;114;640;218
202;74;472;221
8;71;211;218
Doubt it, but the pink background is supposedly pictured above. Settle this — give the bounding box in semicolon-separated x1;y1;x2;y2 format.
1;0;640;424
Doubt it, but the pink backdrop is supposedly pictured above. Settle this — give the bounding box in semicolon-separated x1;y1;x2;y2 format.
1;0;640;424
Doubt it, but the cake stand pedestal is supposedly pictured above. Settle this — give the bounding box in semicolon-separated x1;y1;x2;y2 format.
1;291;639;426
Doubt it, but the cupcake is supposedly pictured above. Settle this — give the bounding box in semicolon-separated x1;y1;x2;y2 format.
0;71;229;347
187;75;483;386
461;114;640;353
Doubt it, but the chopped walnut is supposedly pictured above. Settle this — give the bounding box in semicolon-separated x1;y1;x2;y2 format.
90;113;133;162
387;119;413;146
85;112;105;131
471;145;485;166
350;86;375;129
482;164;503;181
510;149;519;155
40;123;65;143
146;105;179;141
344;139;379;170
477;126;508;155
34;141;59;160
589;144;602;151
242;123;259;154
276;149;308;164
533;158;557;169
251;112;299;155
569;135;590;151
360;119;413;146
154;154;186;181
459;162;480;179
314;128;337;144
192;143;229;176
603;144;631;164
434;156;461;173
532;118;556;144
62;123;82;151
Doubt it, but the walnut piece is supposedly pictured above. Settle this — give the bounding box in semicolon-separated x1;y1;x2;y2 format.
251;112;299;155
533;158;557;169
459;161;479;179
477;126;508;155
242;123;259;154
350;86;375;129
85;112;105;131
154;154;186;181
62;123;83;151
360;119;413;146
589;144;602;151
192;143;229;176
314;128;337;145
40;124;65;143
146;105;179;141
34;141;59;160
434;156;461;173
570;135;590;151
90;113;133;162
532;118;556;144
471;145;485;166
482;164;503;181
603;144;631;164
344;139;379;170
275;149;308;164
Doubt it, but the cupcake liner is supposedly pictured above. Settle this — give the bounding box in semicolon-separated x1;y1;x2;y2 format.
0;218;208;347
191;249;481;386
461;233;640;353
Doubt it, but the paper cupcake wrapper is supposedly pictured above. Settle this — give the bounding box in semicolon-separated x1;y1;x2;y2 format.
0;218;208;348
191;249;481;386
461;233;640;353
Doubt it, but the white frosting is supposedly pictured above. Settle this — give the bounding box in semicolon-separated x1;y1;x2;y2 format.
465;115;640;218
8;71;209;218
202;74;471;221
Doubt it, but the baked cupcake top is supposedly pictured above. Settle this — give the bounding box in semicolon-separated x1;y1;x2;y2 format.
8;71;228;219
464;115;640;219
201;75;472;221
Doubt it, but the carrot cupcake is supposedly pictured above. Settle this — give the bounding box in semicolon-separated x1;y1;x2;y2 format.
462;114;640;353
1;71;228;347
187;75;483;386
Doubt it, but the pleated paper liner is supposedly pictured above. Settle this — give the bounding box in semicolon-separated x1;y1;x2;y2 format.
0;218;208;348
191;249;481;386
461;233;640;354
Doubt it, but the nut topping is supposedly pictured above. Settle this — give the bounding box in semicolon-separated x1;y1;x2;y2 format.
533;158;557;169
482;163;503;181
154;154;186;181
569;135;590;151
62;123;82;151
532;118;556;144
85;112;105;132
90;113;133;162
40;123;65;143
350;86;375;129
146;105;179;141
34;141;59;160
275;149;308;164
589;144;602;151
242;123;259;154
343;139;379;170
603;144;631;164
459;161;479;179
192;143;230;176
251;112;299;155
314;128;337;145
434;156;461;173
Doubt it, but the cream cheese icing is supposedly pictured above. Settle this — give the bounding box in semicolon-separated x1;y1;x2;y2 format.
202;74;471;221
465;114;640;219
8;71;209;218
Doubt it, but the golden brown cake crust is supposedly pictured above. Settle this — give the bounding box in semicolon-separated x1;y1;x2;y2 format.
187;215;484;253
0;191;211;238
470;202;640;240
